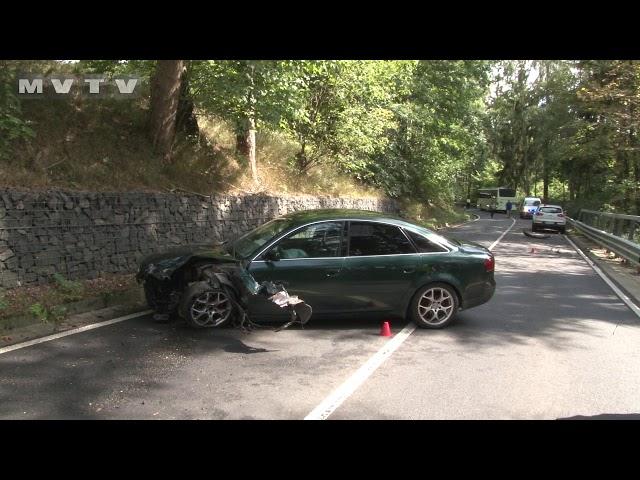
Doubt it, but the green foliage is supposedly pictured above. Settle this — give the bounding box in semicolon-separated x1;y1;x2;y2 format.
50;305;68;323
189;60;490;203
75;60;156;78
17;59;640;215
29;303;49;323
484;60;640;214
366;61;491;201
52;273;84;302
29;303;68;324
0;61;35;160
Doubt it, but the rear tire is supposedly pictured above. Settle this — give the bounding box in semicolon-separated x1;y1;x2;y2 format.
559;227;566;234
410;283;459;329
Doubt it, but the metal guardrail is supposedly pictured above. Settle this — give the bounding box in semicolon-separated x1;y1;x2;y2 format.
567;217;640;266
578;209;640;242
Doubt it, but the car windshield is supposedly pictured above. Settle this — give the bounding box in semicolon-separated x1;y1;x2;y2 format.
230;218;294;258
540;207;562;213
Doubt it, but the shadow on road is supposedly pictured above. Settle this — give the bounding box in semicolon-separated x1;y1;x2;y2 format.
558;413;640;420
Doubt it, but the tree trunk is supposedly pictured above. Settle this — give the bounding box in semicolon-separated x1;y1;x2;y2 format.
176;62;199;136
235;117;258;185
542;62;551;203
236;124;250;156
247;116;258;185
543;140;550;202
634;157;640;215
149;60;185;163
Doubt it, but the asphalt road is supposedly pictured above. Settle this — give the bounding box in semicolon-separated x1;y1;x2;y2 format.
2;211;640;419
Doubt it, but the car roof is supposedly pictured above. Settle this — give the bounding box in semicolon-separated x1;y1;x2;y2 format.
277;208;424;230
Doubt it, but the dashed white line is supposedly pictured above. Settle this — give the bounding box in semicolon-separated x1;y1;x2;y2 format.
488;218;517;251
304;215;515;420
0;310;153;356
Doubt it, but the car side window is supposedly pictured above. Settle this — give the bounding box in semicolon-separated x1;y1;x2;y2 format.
405;229;447;253
264;221;344;259
348;222;416;256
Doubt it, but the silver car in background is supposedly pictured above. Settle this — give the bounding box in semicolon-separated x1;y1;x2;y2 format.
520;197;541;219
532;204;566;234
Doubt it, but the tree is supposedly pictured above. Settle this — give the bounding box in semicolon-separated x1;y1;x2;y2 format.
190;60;297;184
0;61;34;161
149;60;185;163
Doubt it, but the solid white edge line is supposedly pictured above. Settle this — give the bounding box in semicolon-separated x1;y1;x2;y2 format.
305;215;514;420
0;310;153;356
304;323;416;420
488;217;517;251
564;235;640;320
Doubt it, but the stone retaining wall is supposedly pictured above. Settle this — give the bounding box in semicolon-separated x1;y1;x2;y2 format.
0;189;399;288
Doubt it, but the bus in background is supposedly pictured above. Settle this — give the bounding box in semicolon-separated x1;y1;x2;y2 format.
476;187;518;213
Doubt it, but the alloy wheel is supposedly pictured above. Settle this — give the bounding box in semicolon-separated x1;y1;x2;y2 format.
417;287;455;326
189;291;232;327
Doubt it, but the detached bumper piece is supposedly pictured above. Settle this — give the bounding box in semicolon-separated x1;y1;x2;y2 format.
223;267;313;333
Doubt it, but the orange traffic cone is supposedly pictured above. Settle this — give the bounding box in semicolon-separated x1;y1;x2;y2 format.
380;321;392;337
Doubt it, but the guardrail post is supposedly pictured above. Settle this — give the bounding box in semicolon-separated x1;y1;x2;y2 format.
613;217;622;237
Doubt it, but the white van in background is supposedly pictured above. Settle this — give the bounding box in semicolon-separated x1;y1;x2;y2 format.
520;197;541;218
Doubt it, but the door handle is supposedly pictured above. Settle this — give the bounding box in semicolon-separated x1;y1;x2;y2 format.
325;269;341;277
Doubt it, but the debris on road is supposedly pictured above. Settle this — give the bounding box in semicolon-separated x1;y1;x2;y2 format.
523;229;550;239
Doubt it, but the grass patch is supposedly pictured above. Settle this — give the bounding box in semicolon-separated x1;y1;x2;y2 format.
0;273;138;327
400;200;470;230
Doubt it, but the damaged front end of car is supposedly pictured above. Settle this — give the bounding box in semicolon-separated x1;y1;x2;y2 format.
136;245;312;331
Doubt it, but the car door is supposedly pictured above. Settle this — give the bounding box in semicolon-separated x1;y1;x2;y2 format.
338;221;421;313
247;221;347;318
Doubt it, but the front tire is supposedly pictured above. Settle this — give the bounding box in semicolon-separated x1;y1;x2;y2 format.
410;283;459;329
179;282;235;328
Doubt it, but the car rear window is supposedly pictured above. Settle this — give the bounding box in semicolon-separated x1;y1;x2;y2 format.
348;222;416;256
405;230;448;253
539;207;562;213
524;199;540;206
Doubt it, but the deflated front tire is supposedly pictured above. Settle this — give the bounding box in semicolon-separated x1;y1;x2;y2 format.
179;281;235;328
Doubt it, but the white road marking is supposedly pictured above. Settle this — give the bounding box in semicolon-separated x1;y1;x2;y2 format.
0;310;153;356
488;218;517;251
564;236;640;320
304;323;416;420
305;215;514;420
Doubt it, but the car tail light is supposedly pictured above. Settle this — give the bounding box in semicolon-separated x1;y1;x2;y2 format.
557;213;564;217
484;255;495;272
535;212;544;216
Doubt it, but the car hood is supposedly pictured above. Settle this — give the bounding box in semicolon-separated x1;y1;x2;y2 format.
137;243;239;281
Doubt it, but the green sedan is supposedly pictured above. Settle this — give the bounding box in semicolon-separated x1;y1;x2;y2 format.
137;209;495;329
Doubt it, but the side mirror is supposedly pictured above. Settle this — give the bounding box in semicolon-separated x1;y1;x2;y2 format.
263;248;281;262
